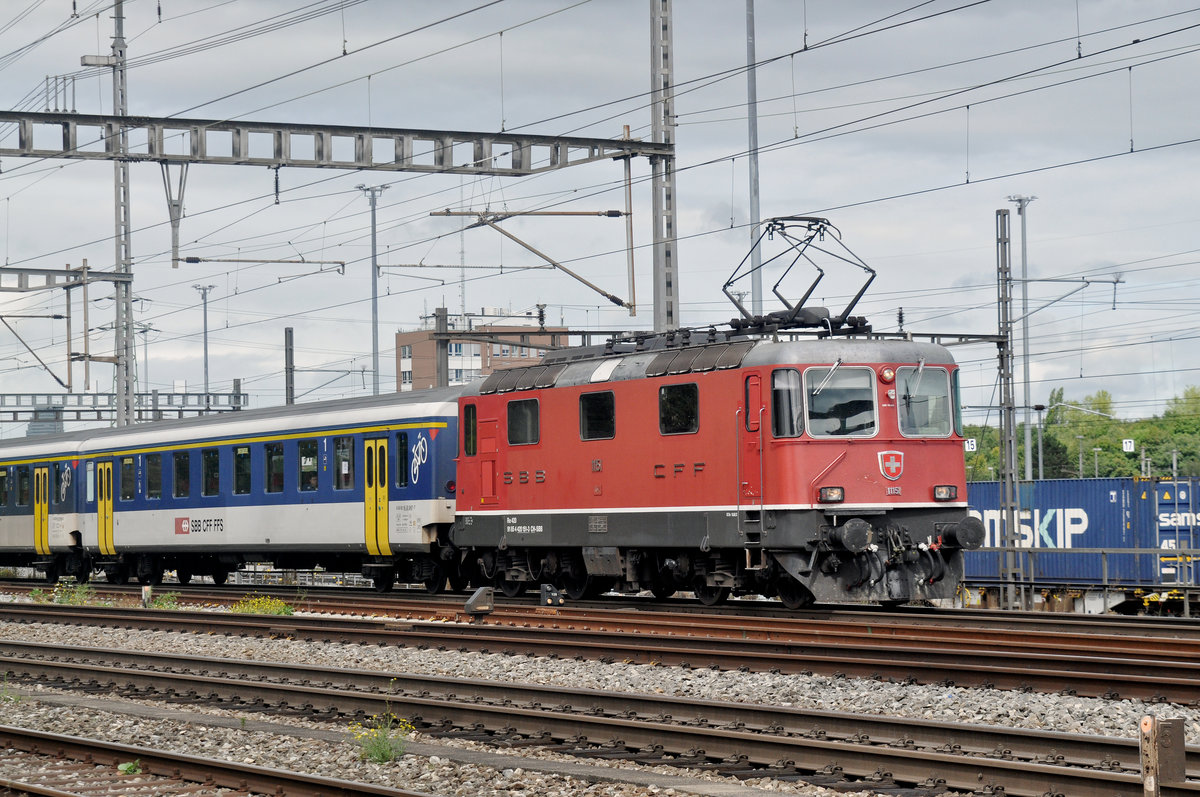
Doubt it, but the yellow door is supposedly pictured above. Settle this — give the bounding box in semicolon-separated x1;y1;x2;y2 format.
33;466;49;555
97;461;114;556
363;438;391;556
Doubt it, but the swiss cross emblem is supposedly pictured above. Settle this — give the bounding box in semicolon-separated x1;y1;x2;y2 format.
878;451;904;481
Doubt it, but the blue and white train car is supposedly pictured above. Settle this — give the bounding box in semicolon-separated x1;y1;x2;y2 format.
0;389;461;590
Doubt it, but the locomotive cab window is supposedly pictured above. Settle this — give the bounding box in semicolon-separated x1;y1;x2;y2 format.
146;454;162;500
173;452;190;498
463;404;477;456
771;369;803;437
804;366;876;437
299;439;318;491
119;458;136;501
201;448;220;497
507;399;540;445
334;436;354;490
659;383;699;435
580;391;615;440
897;365;952;437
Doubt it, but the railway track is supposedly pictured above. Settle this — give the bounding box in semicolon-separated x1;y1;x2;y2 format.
0;724;431;797
2;600;1200;703
2;638;1197;796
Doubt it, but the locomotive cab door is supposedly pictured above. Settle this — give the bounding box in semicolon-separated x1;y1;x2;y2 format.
739;374;765;502
33;466;50;555
478;418;499;505
96;461;114;556
363;437;392;557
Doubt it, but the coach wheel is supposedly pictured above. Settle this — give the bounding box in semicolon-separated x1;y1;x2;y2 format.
211;570;229;586
373;571;396;593
775;575;814;610
105;565;129;585
175;568;192;586
496;575;527;598
43;559;60;585
72;564;92;585
137;569;163;587
421;570;445;595
692;579;730;607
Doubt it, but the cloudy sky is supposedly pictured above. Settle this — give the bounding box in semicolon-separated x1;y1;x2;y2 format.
1;0;1198;435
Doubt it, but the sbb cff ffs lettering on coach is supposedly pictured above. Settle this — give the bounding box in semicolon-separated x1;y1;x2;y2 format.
0;217;984;607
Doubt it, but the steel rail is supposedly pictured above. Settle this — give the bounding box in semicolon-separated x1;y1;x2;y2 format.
0;724;431;796
2;641;1199;795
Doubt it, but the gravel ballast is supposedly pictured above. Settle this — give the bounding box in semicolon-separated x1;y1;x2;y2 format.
0;615;1187;796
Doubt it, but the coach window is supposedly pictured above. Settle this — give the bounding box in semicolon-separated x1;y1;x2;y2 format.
119;457;136;501
334;436;354;490
233;446;252;495
146;454;162;500
805;365;876;437
396;432;409;488
264;443;284;493
463;404;477;456
897;365;952;437
173;451;190;498
15;465;30;506
772;369;803;437
299;439;318;491
201;448;220;496
580;391;615;440
507;399;539;445
659;383;699;435
0;469;8;509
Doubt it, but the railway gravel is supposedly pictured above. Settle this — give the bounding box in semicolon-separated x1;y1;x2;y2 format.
0;615;1193;795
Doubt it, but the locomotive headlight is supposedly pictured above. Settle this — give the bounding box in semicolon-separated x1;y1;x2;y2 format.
933;485;957;501
818;486;845;503
879;367;895;383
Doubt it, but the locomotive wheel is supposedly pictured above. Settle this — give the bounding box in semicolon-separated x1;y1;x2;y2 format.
447;570;470;593
422;571;446;595
560;574;592;601
692;580;730;606
496;575;527;598
775;576;813;610
649;579;677;600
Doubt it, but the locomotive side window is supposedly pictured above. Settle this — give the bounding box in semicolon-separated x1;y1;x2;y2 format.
804;366;876;437
771;369;803;437
463;404;477;456
396;432;409;487
146;454;162;500
264;443;285;493
201;448;220;496
659;383;699;435
15;466;29;506
580;391;615;440
952;369;964;436
299;439;318;491
508;399;540;445
173;452;190;498
119;457;136;500
333;436;354;490
897;366;952;437
233;446;252;495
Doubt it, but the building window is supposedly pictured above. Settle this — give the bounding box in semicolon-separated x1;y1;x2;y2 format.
233;446;252;495
173;452;190;498
507;399;539;445
452;368;463;382
449;343;463;356
401;370;413;386
400;344;412;359
334;436;354;490
119;457;136;500
580;391;615;440
299;439;318;491
659;383;699;435
265;442;284;493
146;454;163;499
202;448;220;496
771;369;803;438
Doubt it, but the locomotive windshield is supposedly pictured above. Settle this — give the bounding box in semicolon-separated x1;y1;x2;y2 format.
804;366;876;437
897;365;953;437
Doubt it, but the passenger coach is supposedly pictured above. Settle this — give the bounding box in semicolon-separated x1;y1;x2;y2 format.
0;389;460;589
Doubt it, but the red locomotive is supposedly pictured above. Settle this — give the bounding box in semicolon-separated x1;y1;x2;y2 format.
451;218;985;607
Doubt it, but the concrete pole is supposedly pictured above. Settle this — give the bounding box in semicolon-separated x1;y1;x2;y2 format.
1008;195;1036;480
746;0;762;316
357;184;388;395
193;284;215;412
